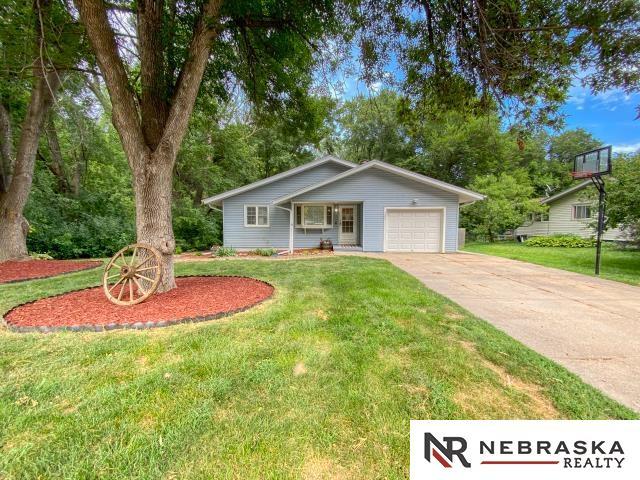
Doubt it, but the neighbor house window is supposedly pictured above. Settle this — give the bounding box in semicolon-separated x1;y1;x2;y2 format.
294;204;333;228
245;205;269;227
573;205;592;220
533;212;549;222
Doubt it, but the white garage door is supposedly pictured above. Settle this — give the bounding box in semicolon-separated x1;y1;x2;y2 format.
385;209;443;252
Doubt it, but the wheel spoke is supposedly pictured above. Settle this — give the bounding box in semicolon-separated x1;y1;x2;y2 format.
130;247;138;267
132;276;146;295
136;265;159;273
108;276;125;293
106;272;121;280
134;273;155;283
117;279;127;301
129;278;134;302
134;256;154;269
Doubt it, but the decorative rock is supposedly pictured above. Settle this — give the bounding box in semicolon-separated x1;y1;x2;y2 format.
132;322;144;330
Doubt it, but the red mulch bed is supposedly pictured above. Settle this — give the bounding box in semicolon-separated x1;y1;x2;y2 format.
0;259;103;284
5;276;274;331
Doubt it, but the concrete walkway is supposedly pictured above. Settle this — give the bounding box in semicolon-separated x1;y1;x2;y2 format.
351;252;640;411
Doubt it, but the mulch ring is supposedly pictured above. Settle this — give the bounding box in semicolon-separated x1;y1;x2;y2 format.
0;259;103;284
3;276;274;333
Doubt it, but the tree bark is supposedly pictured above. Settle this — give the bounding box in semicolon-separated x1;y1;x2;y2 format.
133;152;176;291
0;72;61;261
44;116;70;193
0;104;13;193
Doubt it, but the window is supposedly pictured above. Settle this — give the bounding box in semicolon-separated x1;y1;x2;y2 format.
245;205;269;227
294;204;333;228
573;205;592;220
533;212;549;222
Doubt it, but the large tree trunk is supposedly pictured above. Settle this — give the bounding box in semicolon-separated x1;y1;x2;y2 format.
0;73;61;261
133;153;177;291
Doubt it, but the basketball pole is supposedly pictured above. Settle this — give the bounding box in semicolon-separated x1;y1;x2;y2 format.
591;176;606;275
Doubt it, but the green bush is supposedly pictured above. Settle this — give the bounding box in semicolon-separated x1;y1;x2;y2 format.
252;248;278;256
215;246;237;257
524;235;596;248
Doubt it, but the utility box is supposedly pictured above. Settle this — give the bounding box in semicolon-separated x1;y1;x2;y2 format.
458;228;466;249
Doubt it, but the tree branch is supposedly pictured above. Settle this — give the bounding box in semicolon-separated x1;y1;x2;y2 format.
73;0;145;162
159;0;223;159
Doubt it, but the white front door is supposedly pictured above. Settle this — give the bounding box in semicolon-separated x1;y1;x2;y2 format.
384;208;443;252
339;205;357;244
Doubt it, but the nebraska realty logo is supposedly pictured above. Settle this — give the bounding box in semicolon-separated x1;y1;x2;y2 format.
410;421;640;479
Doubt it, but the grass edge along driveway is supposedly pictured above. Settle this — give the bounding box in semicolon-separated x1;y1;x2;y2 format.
464;242;640;286
0;257;636;479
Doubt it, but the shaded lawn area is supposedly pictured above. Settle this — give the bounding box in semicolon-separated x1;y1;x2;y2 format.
464;242;640;286
0;257;636;479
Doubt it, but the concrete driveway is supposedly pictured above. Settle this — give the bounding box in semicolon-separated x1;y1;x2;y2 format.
371;252;640;411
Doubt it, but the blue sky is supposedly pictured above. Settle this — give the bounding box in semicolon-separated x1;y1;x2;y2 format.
561;81;640;154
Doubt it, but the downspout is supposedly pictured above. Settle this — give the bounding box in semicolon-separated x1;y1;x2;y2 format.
275;204;294;254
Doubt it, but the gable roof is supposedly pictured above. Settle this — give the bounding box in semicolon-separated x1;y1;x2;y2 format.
541;180;591;205
272;160;485;205
202;155;357;206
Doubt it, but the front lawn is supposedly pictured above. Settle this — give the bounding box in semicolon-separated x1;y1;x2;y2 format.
464;242;640;285
0;257;635;479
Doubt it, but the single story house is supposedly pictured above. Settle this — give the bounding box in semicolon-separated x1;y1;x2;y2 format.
515;180;626;241
203;155;484;253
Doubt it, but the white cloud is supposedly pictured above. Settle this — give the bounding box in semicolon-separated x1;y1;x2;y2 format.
613;142;640;154
567;81;637;113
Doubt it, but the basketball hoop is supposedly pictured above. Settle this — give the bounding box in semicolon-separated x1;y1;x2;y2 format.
572;145;612;277
573;146;612;180
571;171;595;179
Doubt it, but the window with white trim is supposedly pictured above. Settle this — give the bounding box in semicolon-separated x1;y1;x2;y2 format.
245;205;269;227
294;204;333;228
573;205;592;220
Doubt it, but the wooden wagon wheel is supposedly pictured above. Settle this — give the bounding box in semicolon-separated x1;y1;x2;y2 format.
103;243;163;306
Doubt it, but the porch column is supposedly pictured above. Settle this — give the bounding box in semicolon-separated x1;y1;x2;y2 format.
289;203;294;254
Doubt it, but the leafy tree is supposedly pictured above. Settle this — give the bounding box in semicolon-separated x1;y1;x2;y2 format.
0;0;81;260
73;0;348;291
336;90;413;164
462;170;545;241
357;0;640;125
402;110;520;186
607;154;640;242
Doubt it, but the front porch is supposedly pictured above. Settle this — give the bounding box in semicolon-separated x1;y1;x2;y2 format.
284;201;363;253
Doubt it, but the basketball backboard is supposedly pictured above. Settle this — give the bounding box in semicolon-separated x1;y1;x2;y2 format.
573;146;612;179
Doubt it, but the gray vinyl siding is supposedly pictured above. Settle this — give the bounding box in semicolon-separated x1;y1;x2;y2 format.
290;168;460;252
516;187;627;241
222;162;349;249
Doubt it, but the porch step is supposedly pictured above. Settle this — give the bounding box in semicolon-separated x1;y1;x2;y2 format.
333;244;363;252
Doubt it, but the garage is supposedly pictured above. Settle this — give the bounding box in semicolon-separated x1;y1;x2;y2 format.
384;208;444;252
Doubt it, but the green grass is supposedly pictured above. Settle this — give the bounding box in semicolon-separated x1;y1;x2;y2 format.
464;242;640;285
0;257;635;479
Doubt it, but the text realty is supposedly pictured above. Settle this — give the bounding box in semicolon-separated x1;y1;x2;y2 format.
480;439;625;468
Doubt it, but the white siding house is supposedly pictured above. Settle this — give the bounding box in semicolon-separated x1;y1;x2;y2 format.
516;180;627;241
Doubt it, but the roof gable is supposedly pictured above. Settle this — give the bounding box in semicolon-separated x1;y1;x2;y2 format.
272;160;485;205
202;155;357;206
541;180;591;205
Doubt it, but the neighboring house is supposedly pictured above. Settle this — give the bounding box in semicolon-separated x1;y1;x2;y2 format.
203;155;484;253
516;180;626;241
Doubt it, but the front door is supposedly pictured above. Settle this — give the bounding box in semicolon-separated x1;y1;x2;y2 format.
339;205;357;244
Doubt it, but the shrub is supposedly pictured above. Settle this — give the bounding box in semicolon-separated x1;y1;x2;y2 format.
215;246;237;257
252;248;278;256
525;235;596;248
